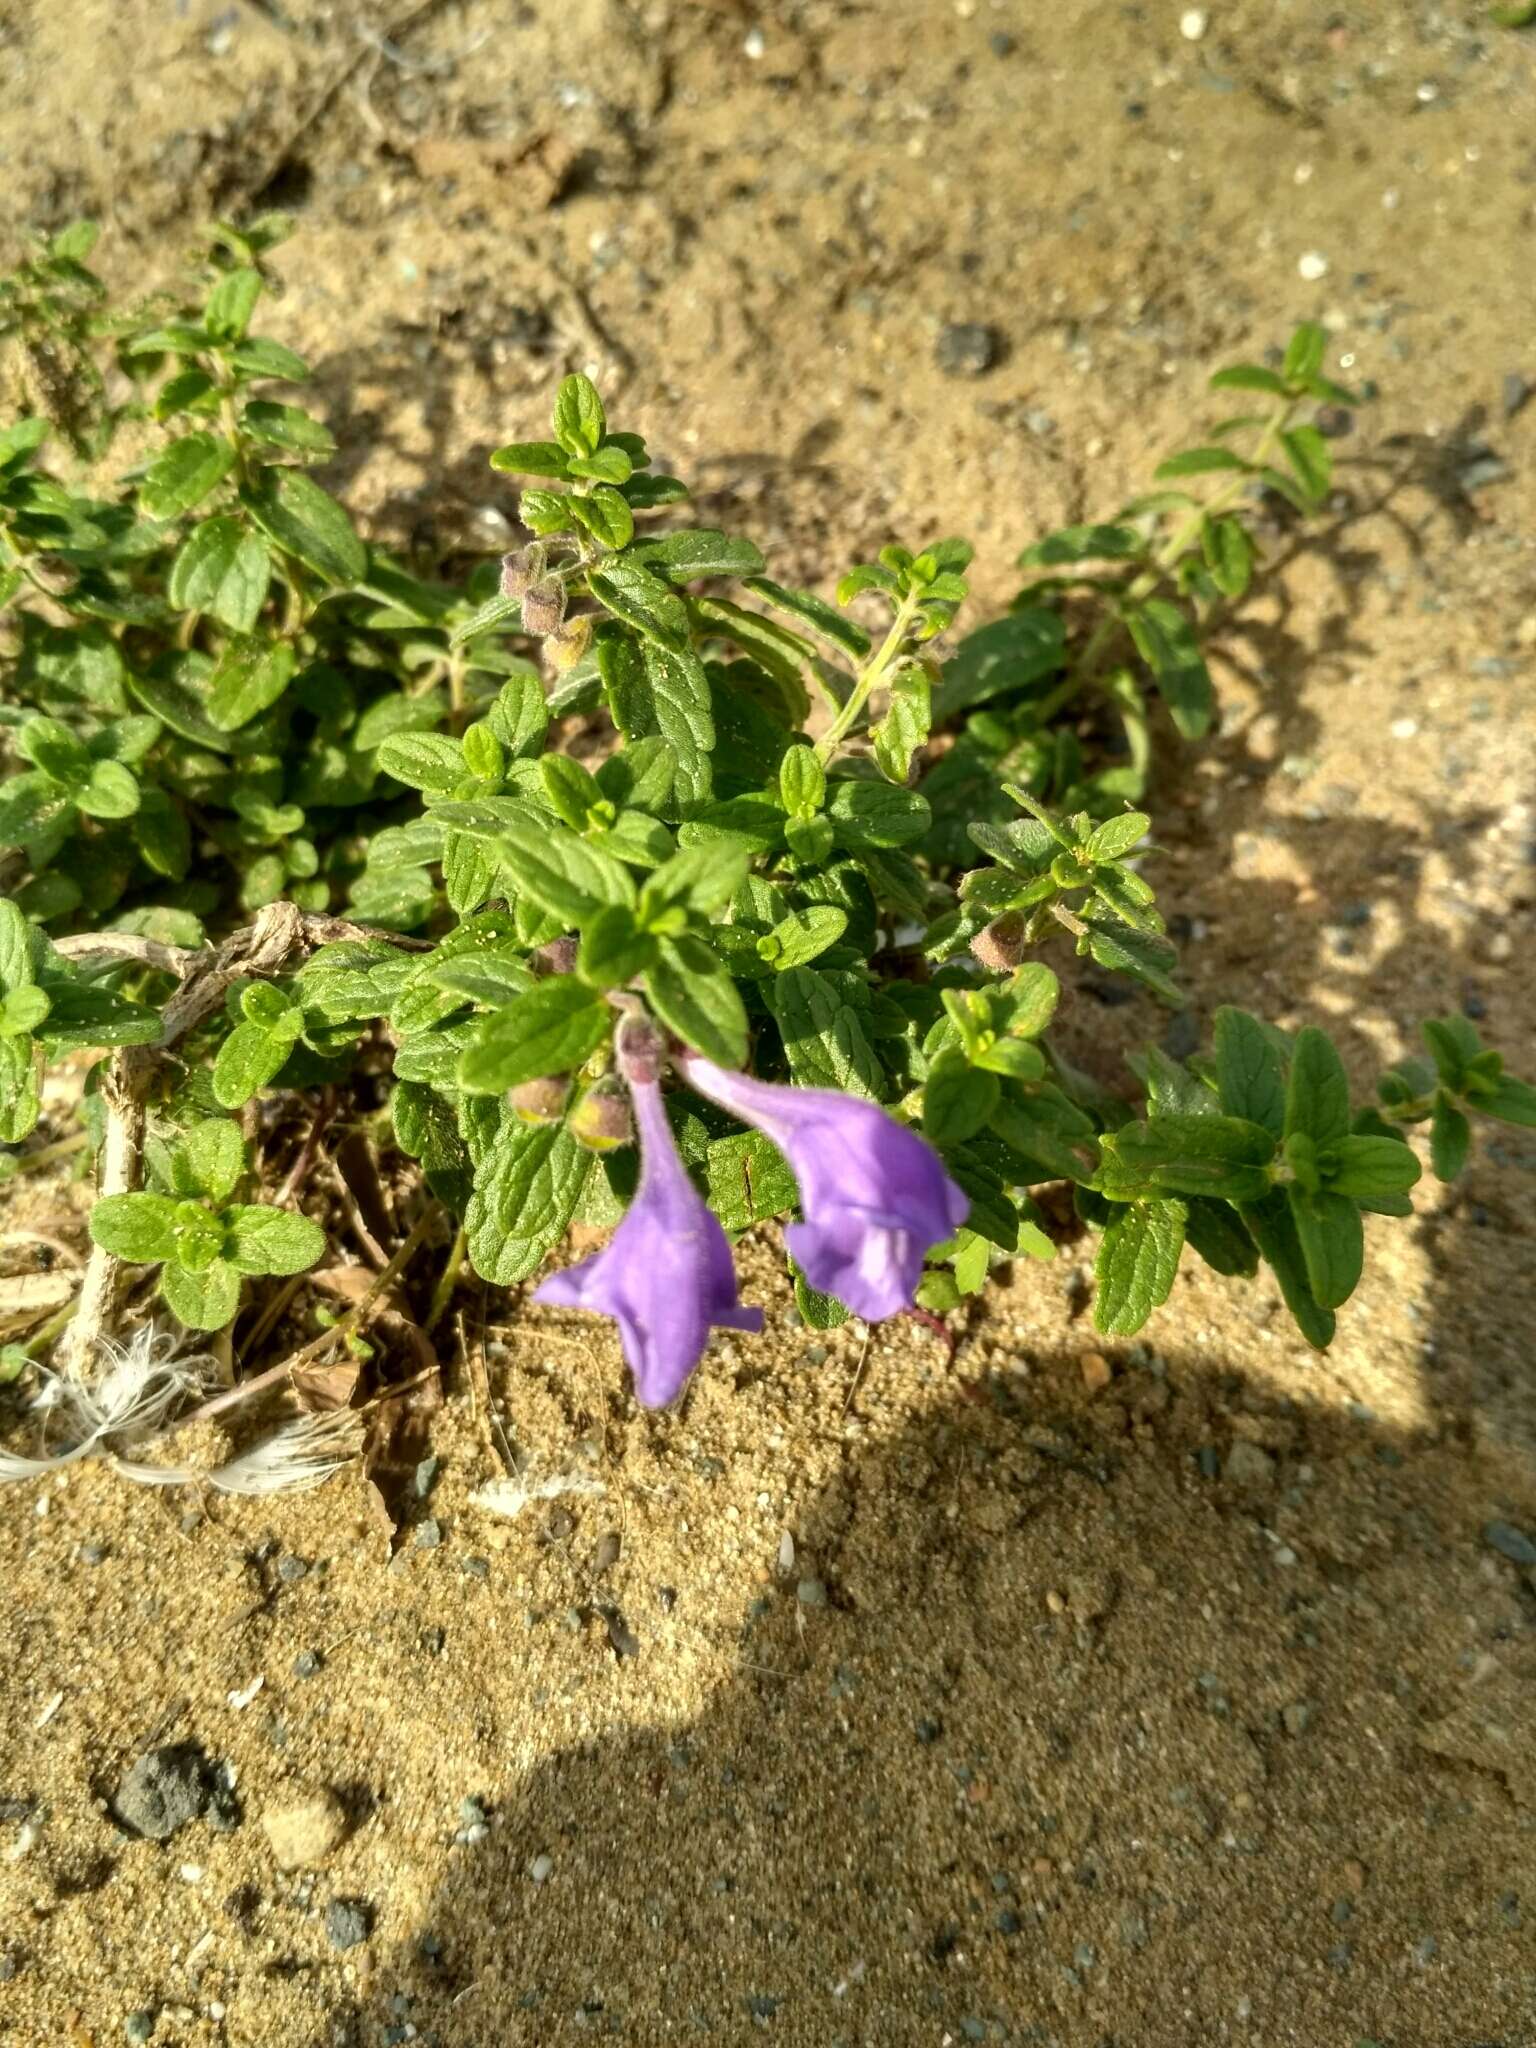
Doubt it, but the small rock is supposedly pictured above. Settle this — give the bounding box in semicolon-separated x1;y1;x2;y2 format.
292;1650;323;1681
796;1578;829;1608
461;1555;490;1580
81;1542;109;1566
112;1747;208;1841
276;1555;308;1585
530;1853;554;1883
1224;1442;1275;1488
415;1517;442;1550
1179;8;1208;38
936;322;1000;377
604;1610;640;1658
413;1456;440;1500
124;2014;155;2044
1282;1701;1314;1737
1503;371;1533;422
989;30;1016;55
1079;1352;1113;1396
261;1790;348;1871
325;1897;372;1950
1484;1520;1536;1567
1298;251;1329;282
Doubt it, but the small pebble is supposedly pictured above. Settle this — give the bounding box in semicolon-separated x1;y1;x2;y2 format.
124;2014;155;2044
1483;1520;1536;1567
415;1518;442;1551
413;1456;440;1500
325;1897;372;1950
262;1790;348;1871
936;322;1000;377
1179;7;1208;38
81;1541;109;1566
1298;251;1330;281
530;1853;554;1883
276;1555;307;1584
461;1555;490;1581
292;1650;323;1681
1503;371;1533;422
796;1578;829;1608
989;30;1015;55
1282;1701;1314;1737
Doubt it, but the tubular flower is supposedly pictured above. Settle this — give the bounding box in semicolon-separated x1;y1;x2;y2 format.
675;1052;970;1323
534;1070;763;1407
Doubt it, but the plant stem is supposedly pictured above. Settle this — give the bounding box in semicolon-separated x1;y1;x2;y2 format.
3;1131;88;1177
425;1225;467;1332
814;584;923;763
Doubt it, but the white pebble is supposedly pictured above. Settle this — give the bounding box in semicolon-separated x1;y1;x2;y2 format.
1297;251;1329;282
1390;717;1419;740
743;27;765;59
1180;8;1208;38
530;1852;554;1883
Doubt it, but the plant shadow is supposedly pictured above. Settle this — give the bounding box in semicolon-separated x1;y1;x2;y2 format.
324;1306;1536;2048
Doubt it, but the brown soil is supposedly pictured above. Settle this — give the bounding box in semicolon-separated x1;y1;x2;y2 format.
2;4;1536;2045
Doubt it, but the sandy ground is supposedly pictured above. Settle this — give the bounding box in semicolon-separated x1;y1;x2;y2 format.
1;3;1535;2044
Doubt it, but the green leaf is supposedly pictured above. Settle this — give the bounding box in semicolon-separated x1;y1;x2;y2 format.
588;559;690;651
1184;1197;1259;1277
465;1120;592;1285
485;807;636;923
18;715;90;789
221;1205;327;1276
1478;1073;1536;1128
1208;363;1288;395
205;267;262;341
239;400;335;456
764;966;882;1098
168;515;271;633
180;1119;246;1204
376;731;465;792
161;1256;242;1330
212;1009;304;1108
778;745;826;817
569;485;634;551
1429;1097;1471;1182
1094;1198;1186;1335
1287;1186;1362;1310
1284;1027;1351;1147
1125;599;1213;740
240;469;367;586
923;1050;1000;1146
596;632;714;806
825;779;930;850
1328;1134;1421;1199
0;905;36;995
760;904;847;971
645;934;749;1067
639;842;751;923
1017;523;1144;567
1239;1190;1335;1349
489;440;572;477
90;1191;180;1263
1101;1114;1276;1201
208;637;296;731
937;611;1066;716
1279;424;1331;503
229;337;311;382
1153;446;1250;479
741;577;872;659
872;665;932;784
1214;1007;1287;1135
76;759;140;820
1202;514;1255;599
0;1036;40;1144
0;986;48;1036
140;432;236;520
1084;810;1150;863
627;530;767;582
552;373;606;457
567;445;633;484
577;903;656;988
1282;323;1326;385
458;978;611;1093
34;982;162;1048
705;1130;797;1233
1421;1015;1480;1091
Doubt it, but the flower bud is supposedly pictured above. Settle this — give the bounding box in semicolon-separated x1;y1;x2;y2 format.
530;934;579;977
614;1011;667;1087
569;1076;634;1152
499;545;544;598
510;1075;570;1125
971;910;1028;973
546;614;593;673
520;577;567;637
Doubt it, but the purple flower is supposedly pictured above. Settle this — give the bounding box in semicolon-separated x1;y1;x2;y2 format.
534;1073;762;1407
675;1053;970;1323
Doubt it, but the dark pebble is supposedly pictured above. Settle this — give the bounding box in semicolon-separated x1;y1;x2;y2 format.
417;1931;444;1963
413;1456;440;1500
0;1949;20;1981
1196;1447;1220;1479
81;1542;109;1566
935;322;1000;377
996;1909;1022;1935
915;1717;943;1745
1503;371;1533;421
1484;1520;1536;1567
990;30;1016;55
415;1518;442;1551
461;1556;490;1581
292;1650;323;1681
1125;99;1147;118
658;1586;678;1612
326;1897;372;1950
276;1555;307;1585
1316;405;1354;439
111;1746;209;1841
124;2014;155;2044
1461;984;1488;1020
604;1611;640;1659
744;1994;781;2020
420;1626;446;1656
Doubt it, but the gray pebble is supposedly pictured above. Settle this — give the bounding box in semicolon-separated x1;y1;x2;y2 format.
744;1994;781;2020
277;1555;308;1584
989;30;1016;55
1484;1520;1536;1566
124;2014;155;2044
292;1650;323;1680
413;1455;440;1500
1503;371;1532;421
1282;1701;1314;1737
325;1897;372;1950
461;1555;490;1580
936;323;1000;377
415;1518;442;1551
1224;1442;1275;1488
1163;1011;1201;1060
81;1542;109;1566
112;1747;208;1841
795;1578;829;1608
996;1909;1022;1935
530;1853;554;1883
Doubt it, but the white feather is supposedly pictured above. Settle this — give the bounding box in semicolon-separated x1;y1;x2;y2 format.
0;1323;214;1483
